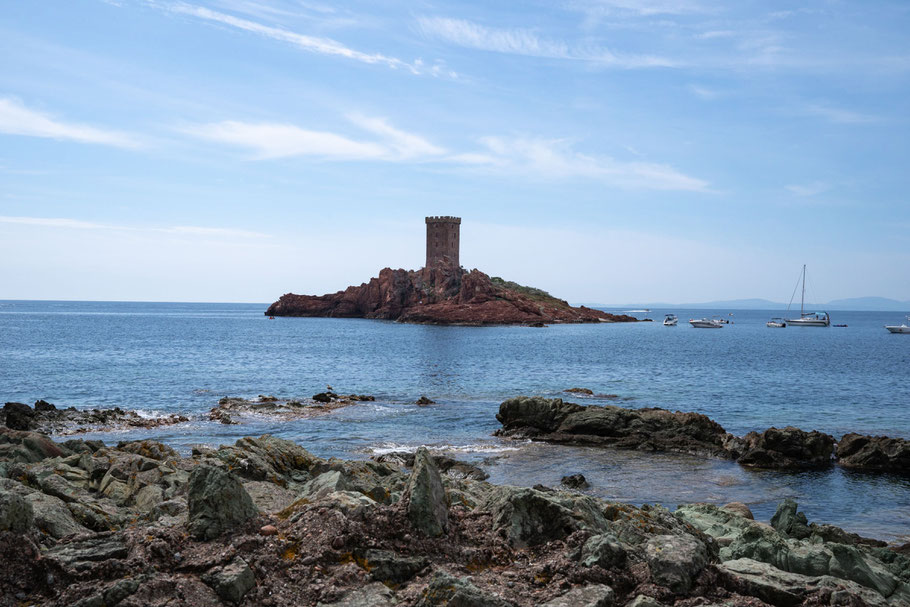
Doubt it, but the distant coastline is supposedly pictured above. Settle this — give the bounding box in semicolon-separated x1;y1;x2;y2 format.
582;296;910;312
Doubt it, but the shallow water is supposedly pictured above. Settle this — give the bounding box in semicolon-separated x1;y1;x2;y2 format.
1;300;908;540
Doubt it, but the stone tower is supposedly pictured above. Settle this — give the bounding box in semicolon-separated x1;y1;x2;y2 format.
425;216;460;267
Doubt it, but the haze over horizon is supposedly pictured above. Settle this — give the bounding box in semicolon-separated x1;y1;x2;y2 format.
2;1;908;304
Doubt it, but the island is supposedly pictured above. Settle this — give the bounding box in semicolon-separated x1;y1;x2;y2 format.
266;217;639;325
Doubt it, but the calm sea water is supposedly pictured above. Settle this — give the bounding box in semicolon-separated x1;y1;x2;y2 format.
1;300;908;540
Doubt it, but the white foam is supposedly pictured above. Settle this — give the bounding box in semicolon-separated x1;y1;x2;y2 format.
368;441;525;456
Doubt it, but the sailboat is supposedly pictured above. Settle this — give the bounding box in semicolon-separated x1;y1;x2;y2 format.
785;265;830;327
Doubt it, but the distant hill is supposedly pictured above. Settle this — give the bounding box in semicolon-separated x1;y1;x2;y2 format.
825;297;910;311
582;296;910;312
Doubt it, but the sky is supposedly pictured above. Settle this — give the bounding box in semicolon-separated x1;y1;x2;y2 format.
1;0;909;304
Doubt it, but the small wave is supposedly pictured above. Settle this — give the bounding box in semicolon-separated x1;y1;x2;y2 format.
368;441;523;456
132;409;168;419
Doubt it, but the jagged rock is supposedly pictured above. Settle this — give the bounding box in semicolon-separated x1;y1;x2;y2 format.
265;265;639;325
644;534;709;593
579;534;627;569
837;433;910;473
355;549;428;584
202;557;255;603
116;440;177;461
417;570;514;606
625;596;663;607
0;428;72;463
186;465;258;540
719;557;896;607
2;402;35;430
565;388;594;395
770;499;812;540
373;451;488;481
416;396;435;405
736;427;835;469
0;490;33;532
209;435;321;485
45;533;128;571
561;473;590;489
485;486;608;548
33;399;56;412
317;583;397;607
540;584;614;606
721;502;754;520
496;397;732;458
404;447;448;537
70;577;141;607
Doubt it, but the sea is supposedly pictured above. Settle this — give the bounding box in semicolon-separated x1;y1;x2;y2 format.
1;300;908;541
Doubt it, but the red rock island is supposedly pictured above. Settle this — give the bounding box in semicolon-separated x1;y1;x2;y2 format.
265;217;638;325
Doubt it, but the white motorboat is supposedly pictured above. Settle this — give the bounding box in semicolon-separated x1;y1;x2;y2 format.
766;317;786;328
689;317;724;328
885;317;910;334
663;314;678;326
785;265;830;327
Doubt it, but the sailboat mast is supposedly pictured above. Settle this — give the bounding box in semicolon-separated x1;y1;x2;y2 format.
800;264;806;316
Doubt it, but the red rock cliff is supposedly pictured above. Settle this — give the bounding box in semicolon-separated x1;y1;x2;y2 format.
265;264;638;325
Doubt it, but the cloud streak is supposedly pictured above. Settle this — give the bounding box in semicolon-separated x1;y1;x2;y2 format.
168;3;445;75
416;17;677;68
180;114;447;161
0;216;269;239
0;97;139;148
453;136;709;191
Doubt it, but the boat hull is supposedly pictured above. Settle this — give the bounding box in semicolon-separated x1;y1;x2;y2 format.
885;325;910;334
689;320;723;328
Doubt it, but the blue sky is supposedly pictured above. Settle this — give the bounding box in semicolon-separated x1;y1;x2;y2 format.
1;0;908;303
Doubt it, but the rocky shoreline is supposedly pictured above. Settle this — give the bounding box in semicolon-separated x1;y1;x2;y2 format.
265;263;639;325
2;426;909;607
494;396;910;474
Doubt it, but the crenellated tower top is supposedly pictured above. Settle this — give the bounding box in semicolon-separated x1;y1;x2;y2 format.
425;216;460;267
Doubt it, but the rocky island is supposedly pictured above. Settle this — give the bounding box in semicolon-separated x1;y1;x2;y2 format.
266;216;638;325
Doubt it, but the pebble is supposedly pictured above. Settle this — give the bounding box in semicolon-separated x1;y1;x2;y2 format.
260;525;278;536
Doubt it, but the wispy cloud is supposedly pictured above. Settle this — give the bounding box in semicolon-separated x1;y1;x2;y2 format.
804;104;878;125
0;97;139;148
416;17;678;68
785;182;829;197
570;0;706;17
180;114;446;161
687;84;721;99
167;3;449;76
452;136;709;191
0;215;269;239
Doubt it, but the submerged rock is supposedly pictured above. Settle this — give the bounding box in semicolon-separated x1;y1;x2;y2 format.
186;465;258;540
561;473;590;489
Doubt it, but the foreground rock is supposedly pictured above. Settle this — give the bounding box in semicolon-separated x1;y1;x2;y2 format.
265;263;639;325
495;396;908;474
1;426;908;606
2;400;188;435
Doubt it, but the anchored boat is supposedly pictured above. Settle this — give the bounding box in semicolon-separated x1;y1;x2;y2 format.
885;317;910;334
785;265;830;327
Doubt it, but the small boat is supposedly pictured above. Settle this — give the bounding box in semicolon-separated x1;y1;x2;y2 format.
885;317;910;334
767;317;786;328
663;314;678;326
785;264;830;327
689;317;724;328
